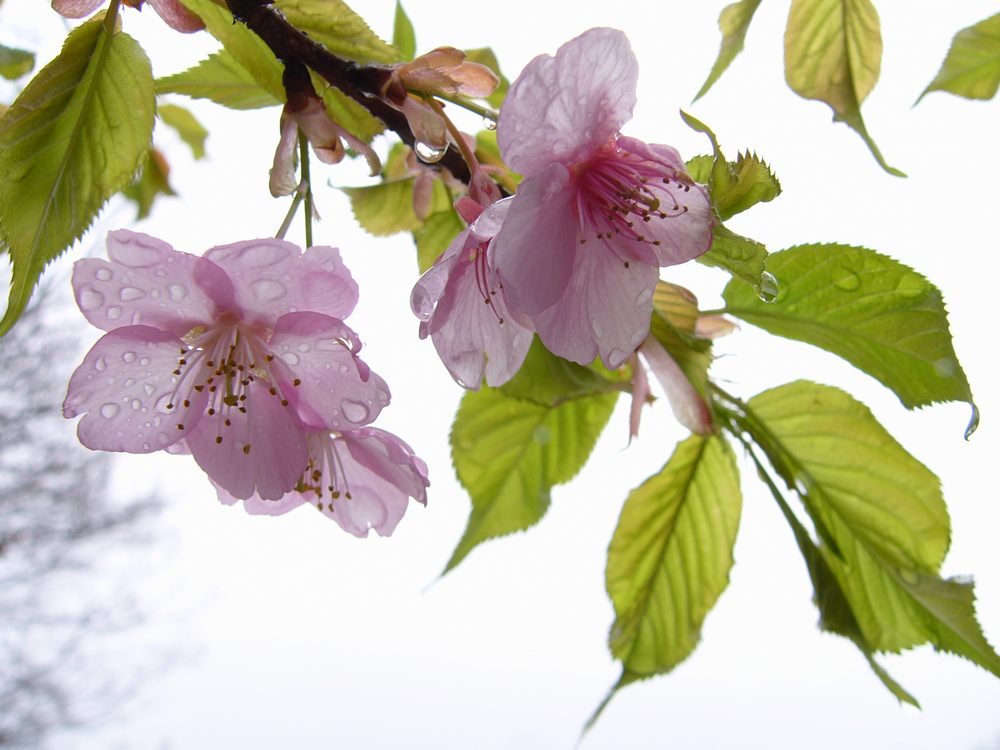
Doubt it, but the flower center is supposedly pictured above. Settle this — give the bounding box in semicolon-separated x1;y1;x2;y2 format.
297;433;355;511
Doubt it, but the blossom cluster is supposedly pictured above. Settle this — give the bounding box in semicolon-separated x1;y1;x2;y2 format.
63;231;428;537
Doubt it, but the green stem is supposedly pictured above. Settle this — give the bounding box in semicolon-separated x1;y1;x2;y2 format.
298;131;313;248
275;191;304;240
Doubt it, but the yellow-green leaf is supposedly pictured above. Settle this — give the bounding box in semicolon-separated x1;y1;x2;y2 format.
783;0;903;176
694;0;763;101
0;14;155;335
156;50;280;110
0;44;34;80
413;208;464;273
392;0;416;61
919;12;1000;102
157;103;208;159
275;0;400;63
122;148;175;219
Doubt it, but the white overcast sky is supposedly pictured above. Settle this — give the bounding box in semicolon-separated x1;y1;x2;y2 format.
3;0;1000;748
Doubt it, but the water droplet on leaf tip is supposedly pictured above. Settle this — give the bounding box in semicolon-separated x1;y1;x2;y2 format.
414;141;447;164
756;271;779;303
483;117;497;131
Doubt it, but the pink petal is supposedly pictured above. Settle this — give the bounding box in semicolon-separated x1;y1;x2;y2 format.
204;238;355;330
51;0;104;18
497;27;638;174
628;351;650;441
214;482;307;516
73;230;232;336
402;96;447;150
532;247;658;368
147;0;204;32
410;229;466;324
186;381;309;501
638;337;713;434
267;312;391;431
491;165;578;315
63;326;208;453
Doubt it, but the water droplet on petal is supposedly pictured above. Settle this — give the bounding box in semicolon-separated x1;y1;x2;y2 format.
340;399;370;423
130;399;142;411
94;356;108;372
414;141;447;164
120;286;146;301
281;352;300;366
297;342;310;353
123;378;136;387
316;338;341;352
100;403;120;419
142;442;151;450
756;271;779;303
79;286;105;311
95;268;113;281
338;364;349;374
157;432;171;445
143;383;155;396
168;284;188;302
250;278;287;303
139;357;151;367
150;289;161;298
122;351;137;363
107;306;123;320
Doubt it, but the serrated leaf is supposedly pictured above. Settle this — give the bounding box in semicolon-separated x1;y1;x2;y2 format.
157;103;208;159
745;381;1000;677
722;244;976;419
343;179;422;236
312;69;385;142
0;44;34;80
606;434;741;676
156;50;280;110
499;338;622;406
919;12;1000;102
393;0;416;61
122;148;175;219
694;0;763;101
784;0;903;176
464;47;509;109
180;0;285;100
275;0;400;63
412;208;464;273
0;15;154;335
447;382;618;572
700;224;768;289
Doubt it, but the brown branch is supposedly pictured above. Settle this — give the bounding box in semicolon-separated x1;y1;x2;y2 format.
224;0;474;184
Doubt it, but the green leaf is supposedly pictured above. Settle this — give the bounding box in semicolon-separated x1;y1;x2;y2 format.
157;102;208;159
722;244;976;421
745;382;1000;677
447;374;618;572
783;0;904;176
156;50;280;110
0;14;155;335
919;12;1000;102
179;0;285;100
694;0;763;101
275;0;401;63
313;70;385;142
343;179;422;236
700;224;768;290
606;434;741;676
464;47;509;109
122;148;175;219
412;208;464;273
392;0;416;61
648;282;712;397
499;338;623;406
0;44;35;80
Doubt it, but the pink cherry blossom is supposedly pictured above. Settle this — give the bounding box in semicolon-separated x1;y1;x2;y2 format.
217;427;429;538
52;0;204;32
492;27;713;369
63;230;390;500
632;336;712;435
411;197;533;389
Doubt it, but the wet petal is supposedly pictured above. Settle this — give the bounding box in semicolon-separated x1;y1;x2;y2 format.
269;111;300;198
498;27;638;173
532;247;657;368
491;165;578;315
402;96;447;150
268;312;391;431
63;326;208;453
73;230;232;336
186;380;309;501
629;351;650;441
410;228;468;323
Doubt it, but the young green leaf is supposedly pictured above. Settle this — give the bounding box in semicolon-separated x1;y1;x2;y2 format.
447;362;619;572
784;0;903;176
700;224;768;290
275;0;401;63
0;44;35;80
392;0;416;61
722;244;976;422
157;103;208;159
743;381;1000;676
412;209;464;274
122;148;175;219
343;179;423;237
694;0;763;101
156;51;281;110
0;14;155;335
919;12;1000;103
499;338;621;406
606;434;741;677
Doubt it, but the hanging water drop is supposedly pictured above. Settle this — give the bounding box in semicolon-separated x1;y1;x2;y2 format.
414;141;447;164
756;271;779;303
483;116;498;131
